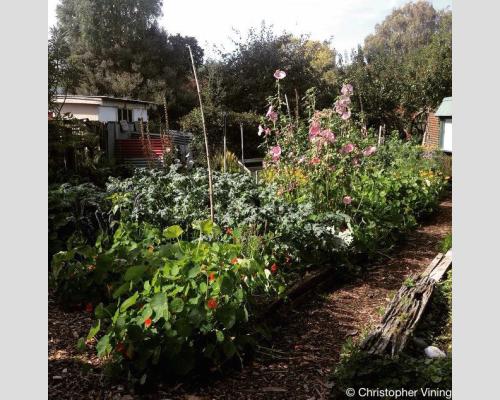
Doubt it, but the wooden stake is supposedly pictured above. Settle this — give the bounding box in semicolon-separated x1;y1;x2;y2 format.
240;122;245;165
187;45;214;221
223;112;227;173
378;125;383;146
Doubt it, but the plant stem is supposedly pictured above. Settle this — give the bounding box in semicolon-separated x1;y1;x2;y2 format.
187;44;215;221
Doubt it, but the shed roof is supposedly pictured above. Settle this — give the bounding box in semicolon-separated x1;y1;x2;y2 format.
435;97;452;117
54;95;157;105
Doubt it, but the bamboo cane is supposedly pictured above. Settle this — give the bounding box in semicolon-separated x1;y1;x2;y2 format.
187;45;214;221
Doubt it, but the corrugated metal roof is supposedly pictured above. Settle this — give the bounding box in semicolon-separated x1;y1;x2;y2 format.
435;97;452;117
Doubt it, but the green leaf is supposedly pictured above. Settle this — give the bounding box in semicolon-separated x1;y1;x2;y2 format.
112;282;129;299
216;330;224;343
218;307;236;329
222;339;236;358
120;291;139;312
96;334;111;357
170;298;184;314
87;320;100;341
163;225;184;239
124;265;146;281
187;265;200;279
76;337;86;352
200;219;213;235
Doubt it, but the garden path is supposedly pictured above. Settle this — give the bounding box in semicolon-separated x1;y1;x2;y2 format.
48;197;451;400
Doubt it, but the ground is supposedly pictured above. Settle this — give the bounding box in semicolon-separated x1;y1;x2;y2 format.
48;197;452;400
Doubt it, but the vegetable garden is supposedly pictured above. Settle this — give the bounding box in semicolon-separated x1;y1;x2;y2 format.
49;74;448;390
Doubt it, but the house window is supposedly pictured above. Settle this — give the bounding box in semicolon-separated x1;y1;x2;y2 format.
440;118;452;152
118;108;132;122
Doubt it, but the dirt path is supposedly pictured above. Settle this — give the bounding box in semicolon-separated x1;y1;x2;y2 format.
48;198;451;400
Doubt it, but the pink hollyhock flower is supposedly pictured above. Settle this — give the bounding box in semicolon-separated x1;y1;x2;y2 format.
338;96;351;107
343;195;352;205
320;129;335;143
270;145;282;161
341;143;355;154
266;105;274;118
266;106;278;122
362;146;377;157
309;120;321;138
258;125;264;136
341;109;351;120
341;83;353;96
273;69;287;80
310;157;321;165
264;127;271;136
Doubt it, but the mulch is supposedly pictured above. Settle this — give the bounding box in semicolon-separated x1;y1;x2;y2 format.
48;197;452;400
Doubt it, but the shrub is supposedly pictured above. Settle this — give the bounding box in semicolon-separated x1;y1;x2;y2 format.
81;220;276;381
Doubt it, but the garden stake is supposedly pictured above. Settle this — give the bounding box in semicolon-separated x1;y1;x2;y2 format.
187;44;214;221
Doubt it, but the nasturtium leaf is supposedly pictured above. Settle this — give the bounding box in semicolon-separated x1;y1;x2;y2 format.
200;219;213;235
120;291;139;312
216;330;224;343
94;303;106;319
222;339;236;358
170;298;184;313
112;282;130;299
199;282;207;293
187;265;200;279
218;307;236;329
163;225;183;239
87;320;101;341
96;334;111;357
124;265;146;281
76;337;86;352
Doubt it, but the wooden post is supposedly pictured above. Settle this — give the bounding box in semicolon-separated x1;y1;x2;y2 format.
187;44;214;222
377;125;382;146
240;122;244;165
285;94;291;119
223;112;227;173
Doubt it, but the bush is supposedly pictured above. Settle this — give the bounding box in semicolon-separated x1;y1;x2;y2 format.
76;220;276;381
48;182;111;259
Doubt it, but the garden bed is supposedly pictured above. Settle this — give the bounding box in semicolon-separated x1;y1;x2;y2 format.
48;197;451;399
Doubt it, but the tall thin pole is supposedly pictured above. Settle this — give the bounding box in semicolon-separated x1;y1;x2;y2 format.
223;112;227;173
187;45;214;221
240;122;244;165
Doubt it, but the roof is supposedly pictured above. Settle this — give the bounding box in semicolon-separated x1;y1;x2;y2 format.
54;95;157;105
435;97;452;117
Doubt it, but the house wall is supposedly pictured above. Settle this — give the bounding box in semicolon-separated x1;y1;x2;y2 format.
425;111;440;150
98;106;118;122
59;103;99;121
132;108;148;122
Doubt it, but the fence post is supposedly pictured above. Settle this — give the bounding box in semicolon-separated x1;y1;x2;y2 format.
223;112;227;173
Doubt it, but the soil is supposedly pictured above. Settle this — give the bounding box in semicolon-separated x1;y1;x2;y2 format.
48;197;452;400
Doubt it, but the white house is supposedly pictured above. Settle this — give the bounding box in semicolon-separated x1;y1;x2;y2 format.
54;95;156;123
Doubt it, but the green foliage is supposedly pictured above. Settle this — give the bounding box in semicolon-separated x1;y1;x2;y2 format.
440;234;452;253
48;182;110;259
106;166;350;264
58;220;274;380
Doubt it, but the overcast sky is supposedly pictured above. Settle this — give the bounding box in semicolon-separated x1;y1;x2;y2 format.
48;0;452;57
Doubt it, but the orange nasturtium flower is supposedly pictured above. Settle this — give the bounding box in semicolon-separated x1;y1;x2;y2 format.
207;298;218;310
85;303;93;313
144;318;152;328
271;263;278;274
231;257;239;265
226;227;233;235
209;272;216;282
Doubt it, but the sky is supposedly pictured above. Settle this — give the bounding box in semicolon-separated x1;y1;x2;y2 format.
48;0;452;57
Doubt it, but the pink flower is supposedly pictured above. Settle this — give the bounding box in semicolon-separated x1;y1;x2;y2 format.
309;120;321;138
258;125;264;136
341;83;353;96
341;143;355;154
264;127;271;136
273;70;286;80
320;129;335;143
309;157;321;165
341;109;351;120
362;146;377;157
343;196;352;205
270;145;282;161
266;106;278;122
